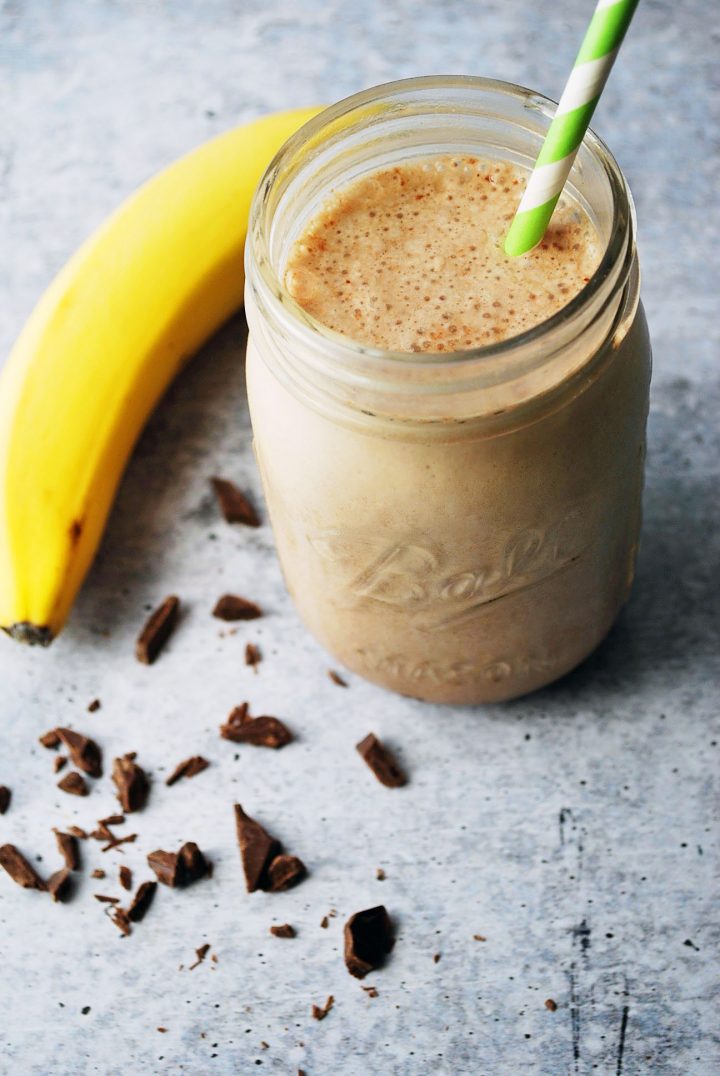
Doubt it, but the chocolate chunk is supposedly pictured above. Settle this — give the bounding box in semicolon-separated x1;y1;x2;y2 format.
0;844;46;891
110;907;131;936
57;771;88;796
147;843;208;887
56;728;103;778
344;905;395;979
87;698;101;713
0;786;10;814
545;998;558;1012
328;669;348;688
311;995;334;1021
112;755;149;812
270;924;296;938
94;894;120;903
210;477;260;527
220;706;292;749
376;868;386;881
165;756;210;787
119;865;132;891
53;756;67;773
136;595;180;664
91;869;106;879
39;729;61;749
47;868;72;903
356;733;407;788
234;804;280;893
127;881;157;922
147;850;179;887
54;831;80;871
245;642;261;669
212;594;262;621
99;814;125;826
267;854;306;892
320;916;329;929
68;826;88;839
189;943;210;970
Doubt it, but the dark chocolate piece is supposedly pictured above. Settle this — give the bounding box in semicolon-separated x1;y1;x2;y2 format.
356;733;407;788
311;996;334;1021
189;943;210;970
110;907;131;935
47;868;72;903
212;594;262;621
94;894;120;903
112;755;149;812
0;844;46;891
87;698;101;713
210;477;260;527
119;865;132;891
147;850;179;887
433;952;441;964
328;670;348;688
136;596;180;664
234;804;280;893
0;786;10;814
320;916;329;929
127;881;157;922
54;831;80;871
99;814;125;826
165;756;210;787
245;642;261;669
39;729;61;749
344;905;394;979
56;728;103;778
270;923;296;938
220;706;292;749
147;843;207;887
57;771;88;796
267;854;306;892
54;756;67;774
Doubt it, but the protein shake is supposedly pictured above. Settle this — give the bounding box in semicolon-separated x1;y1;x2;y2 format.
244;78;651;704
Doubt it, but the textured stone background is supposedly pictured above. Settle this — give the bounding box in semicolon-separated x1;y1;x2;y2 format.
0;2;718;1074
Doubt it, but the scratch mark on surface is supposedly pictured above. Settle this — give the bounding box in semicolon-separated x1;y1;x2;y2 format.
559;806;573;845
616;1004;630;1074
569;964;581;1073
572;917;591;957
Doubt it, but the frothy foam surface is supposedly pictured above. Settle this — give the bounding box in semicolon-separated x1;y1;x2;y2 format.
285;155;603;353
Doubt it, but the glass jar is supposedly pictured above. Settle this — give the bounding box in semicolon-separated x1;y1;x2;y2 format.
244;76;651;704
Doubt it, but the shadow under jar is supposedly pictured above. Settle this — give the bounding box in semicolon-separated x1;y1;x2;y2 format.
244;76;651;705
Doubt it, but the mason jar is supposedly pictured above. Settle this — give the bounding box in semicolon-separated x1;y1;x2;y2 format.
244;76;651;705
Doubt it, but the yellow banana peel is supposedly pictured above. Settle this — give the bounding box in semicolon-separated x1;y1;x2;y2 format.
0;107;321;644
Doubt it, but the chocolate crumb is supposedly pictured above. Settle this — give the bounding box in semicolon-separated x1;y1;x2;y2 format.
87;698;101;713
245;642;261;669
311;995;334;1021
344;906;395;979
0;844;46;891
270;924;296;938
433;952;441;964
91;868;106;879
54;831;80;871
473;934;487;942
56;728;103;778
362;985;379;998
0;787;10;814
157;1027;167;1034
94;894;120;904
220;706;292;749
234;804;280;892
165;756;210;787
68;826;88;839
119;865;132;891
127;880;157;922
189;943;211;970
99;814;125;826
211;477;260;526
47;868;72;903
57;771;88;796
320;916;329;929
136;595;180;664
112;755;149;812
110;906;131;936
53;756;67;774
267;854;306;892
356;733;406;788
39;729;61;749
376;868;386;881
328;669;348;688
545;998;558;1012
212;594;262;621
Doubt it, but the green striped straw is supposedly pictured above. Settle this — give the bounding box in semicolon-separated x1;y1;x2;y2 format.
504;0;640;257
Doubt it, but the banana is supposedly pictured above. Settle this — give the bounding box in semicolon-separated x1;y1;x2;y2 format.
0;106;322;644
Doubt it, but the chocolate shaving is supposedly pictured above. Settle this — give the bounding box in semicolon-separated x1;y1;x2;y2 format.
47;868;72;903
328;670;348;688
54;831;80;871
234;804;280;893
119;865;132;891
39;729;61;749
245;642;261;669
0;844;46;891
112;755;149;812
267;854;306;892
91;868;106;879
311;995;334;1021
110;906;131;936
57;771;88;796
95;894;120;904
127;881;157;922
87;698;101;713
270;924;296;938
356;733;407;788
147;843;208;887
101;833;138;853
68;826;88;839
53;756;67;773
212;594;262;621
210;477;260;527
56;728;103;778
220;706;292;749
165;756;210;787
0;786;10;814
99;814;125;826
136;595;180;664
344;905;395;979
189;943;210;970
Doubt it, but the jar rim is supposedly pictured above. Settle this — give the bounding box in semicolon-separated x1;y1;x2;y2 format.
248;74;635;374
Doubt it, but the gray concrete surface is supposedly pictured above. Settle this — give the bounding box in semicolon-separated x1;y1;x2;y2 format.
0;2;718;1073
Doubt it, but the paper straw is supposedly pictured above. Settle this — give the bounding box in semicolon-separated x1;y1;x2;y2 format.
504;0;640;257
